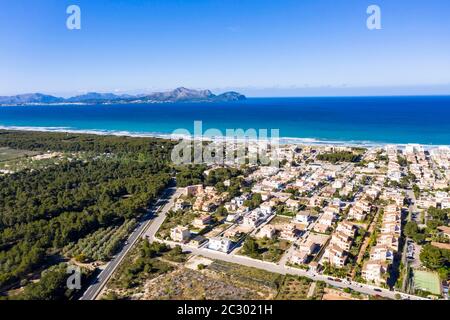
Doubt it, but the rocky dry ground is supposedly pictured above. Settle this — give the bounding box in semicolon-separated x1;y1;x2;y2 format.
140;267;267;300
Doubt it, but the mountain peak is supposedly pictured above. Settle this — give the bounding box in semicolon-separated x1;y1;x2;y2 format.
0;88;246;105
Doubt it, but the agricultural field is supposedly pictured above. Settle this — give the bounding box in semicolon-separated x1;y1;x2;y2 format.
62;219;138;262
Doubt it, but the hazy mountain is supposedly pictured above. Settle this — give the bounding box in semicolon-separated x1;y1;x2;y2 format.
215;91;246;101
141;87;215;102
66;92;123;102
0;88;246;105
0;93;64;105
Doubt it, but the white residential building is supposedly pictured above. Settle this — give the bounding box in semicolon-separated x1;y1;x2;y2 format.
336;221;358;238
170;226;191;242
208;237;232;253
362;261;388;285
377;233;400;252
290;250;309;265
370;245;395;262
242;208;272;228
295;211;312;224
322;245;348;268
257;225;276;239
330;232;353;251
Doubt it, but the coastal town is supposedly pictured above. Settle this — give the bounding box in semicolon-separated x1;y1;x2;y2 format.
99;142;450;300
1;131;449;301
1;3;450;315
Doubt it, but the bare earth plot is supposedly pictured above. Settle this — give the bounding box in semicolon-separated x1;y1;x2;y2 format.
142;268;262;300
275;275;313;300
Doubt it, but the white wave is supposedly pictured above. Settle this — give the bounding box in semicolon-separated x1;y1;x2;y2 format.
0;124;448;148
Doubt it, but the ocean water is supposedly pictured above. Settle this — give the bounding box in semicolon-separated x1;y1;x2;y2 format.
1;96;450;146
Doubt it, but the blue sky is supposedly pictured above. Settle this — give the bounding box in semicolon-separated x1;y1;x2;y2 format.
1;0;450;96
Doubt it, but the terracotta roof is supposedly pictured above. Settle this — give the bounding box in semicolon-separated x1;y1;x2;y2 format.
431;242;450;250
437;226;450;235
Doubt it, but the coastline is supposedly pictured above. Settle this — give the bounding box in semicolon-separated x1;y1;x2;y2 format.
2;96;450;147
1;125;449;150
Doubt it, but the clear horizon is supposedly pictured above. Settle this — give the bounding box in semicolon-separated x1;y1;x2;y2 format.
1;0;450;96
2;86;450;99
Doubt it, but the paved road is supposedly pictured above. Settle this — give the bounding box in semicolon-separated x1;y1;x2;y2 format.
143;188;183;241
146;190;426;302
79;186;180;300
405;189;422;266
157;239;427;300
81;171;426;301
142;174;427;301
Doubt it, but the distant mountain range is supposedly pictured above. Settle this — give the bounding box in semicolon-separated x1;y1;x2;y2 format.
0;87;246;105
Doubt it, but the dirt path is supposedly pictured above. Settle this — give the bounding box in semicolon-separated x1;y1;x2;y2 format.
307;282;317;299
351;208;381;278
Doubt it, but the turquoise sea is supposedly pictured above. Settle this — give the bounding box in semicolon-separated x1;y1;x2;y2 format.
1;96;450;146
